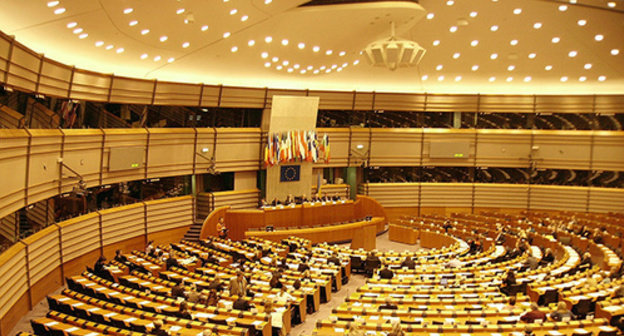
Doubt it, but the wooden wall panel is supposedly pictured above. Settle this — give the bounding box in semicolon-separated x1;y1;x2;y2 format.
595;95;624;114
421;183;473;208
38;60;71;98
425;94;479;113
214;128;261;172
60;129;104;193
199;85;221;107
311;184;350;200
373;93;426;111
588;187;624;213
195;128;216;173
0;244;27;318
27;130;63;207
265;89;307;109
359;183;420;208
146;129;195;178
369;129;422;166
70;69;111;102
422;129;475;167
0;213;16;243
23;226;60;285
478;95;535;113
6;46;38;92
530;185;588;212
474;184;529;209
109;76;153;105
0;129;28;220
532;132;592;170
475;130;531;168
314;128;349;167
153;81;202;106
535;95;595;114
219;86;265;108
146;196;193;233
100;203;145;246
348;128;370;167
213;189;260;210
60;213;100;262
310;90;354;110
353;92;374;111
101;129;148;185
592;132;624;171
0;35;9;77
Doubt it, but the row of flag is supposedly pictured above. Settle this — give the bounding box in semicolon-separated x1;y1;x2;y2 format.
59;100;80;128
263;130;330;167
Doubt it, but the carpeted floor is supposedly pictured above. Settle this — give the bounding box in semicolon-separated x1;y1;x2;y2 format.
9;231;423;336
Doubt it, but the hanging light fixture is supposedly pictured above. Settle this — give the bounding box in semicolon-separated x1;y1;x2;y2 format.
363;22;426;71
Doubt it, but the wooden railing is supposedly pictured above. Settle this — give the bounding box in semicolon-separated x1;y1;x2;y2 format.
0;195;193;336
0;31;623;111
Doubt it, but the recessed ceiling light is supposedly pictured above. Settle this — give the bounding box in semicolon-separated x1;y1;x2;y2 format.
507;65;515;71
282;60;289;66
436;64;443;70
331;64;338;69
95;41;104;47
533;22;542;29
129;20;138;26
73;28;83;34
560;76;568;82
265;36;272;43
470;11;478;17
579;76;587;82
490;53;498;60
449;26;458;33
312;46;320;52
182;42;190;48
230;9;237;15
123;8;133;14
294;64;300;69
545;65;553;71
513;8;522;14
353;60;360;65
594;34;603;41
506;77;513;82
78;33;88;39
160;36;168;42
446;0;454;5
438;76;444;81
201;25;209;31
281;39;289;46
568;50;577;57
489;77;496;82
313;70;319;74
307;65;313;70
176;8;185;15
47;1;59;7
224;32;231;38
559;5;568;11
422;75;428;81
272;56;279;62
167;57;175;63
524;76;532;82
265;0;272;3
276;65;283;70
241;15;249;22
141;29;150;35
433;40;440;46
248;40;255;47
552;37;560;43
115;48;124;54
287;68;294;73
471;65;479;71
139;54;148;60
66;22;77;28
598;75;606;81
264;62;271;68
105;45;114;50
455;76;462;82
54;7;66;14
320;66;326;70
470;40;479;47
510;39;518;46
261;52;268;58
528;53;536;59
301;69;307;74
611;49;620;55
427;13;434;19
490;25;499;32
584;63;592;69
452;52;460;59
577;19;587;26
231;46;238;53
326;50;333;55
607;2;616;7
339;50;346;56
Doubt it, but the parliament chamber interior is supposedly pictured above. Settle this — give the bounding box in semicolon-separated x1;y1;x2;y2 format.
0;0;623;336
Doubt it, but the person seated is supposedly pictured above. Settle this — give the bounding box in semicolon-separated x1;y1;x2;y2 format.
613;286;624;299
151;320;170;336
400;257;416;269
446;257;462;268
175;301;192;320
379;266;394;279
166;255;180;270
171;282;186;299
94;255;107;274
208;275;223;291
276;286;296;303
540;248;555;265
328;253;341;266
233;297;252;311
346;322;365;336
283;194;295;205
500;270;517;296
309;194;320;203
206;288;220;306
301;270;312;282
379;297;398;310
520;303;547;323
388;320;405;336
259;198;269;208
114;249;127;263
146;240;155;256
187;283;201;303
271;197;281;206
579;252;592;268
296;194;309;204
523;325;536;336
550;301;576;321
270;274;284;289
293;279;302;290
524;255;539;270
332;193;341;201
297;262;310;273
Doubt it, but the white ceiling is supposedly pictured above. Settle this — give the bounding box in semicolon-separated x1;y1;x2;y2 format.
0;0;622;94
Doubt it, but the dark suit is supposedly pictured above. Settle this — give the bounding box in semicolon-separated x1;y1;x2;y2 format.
379;268;394;279
400;258;415;269
379;303;398;310
328;256;341;266
233;298;251;311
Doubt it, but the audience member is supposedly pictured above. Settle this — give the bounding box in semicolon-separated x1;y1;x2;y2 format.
379;266;394;279
388;320;405;336
176;301;192;319
520;303;547;323
379;297;398;310
151;320;170;336
400;257;416;269
550;301;575;321
233;297;252;311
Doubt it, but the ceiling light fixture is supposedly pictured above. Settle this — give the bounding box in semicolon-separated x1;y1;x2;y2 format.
506;77;513;82
201;25;209;31
95;41;104;47
471;65;479;71
560;76;568;82
568;50;577;57
449;26;458;33
326;50;333;55
116;48;124;53
545;65;553;71
248;40;255;47
524;76;532;82
528;53;536;59
54;8;66;14
611;49;620;55
490;53;498;60
452;52;460;59
470;40;479;47
577;19;587;26
230;9;237;15
579;76;587;82
281;39;289;46
510;39;518;46
182;42;190;48
594;34;603;41
598;75;606;81
470;11;478;18
513;8;522;14
533;22;542;29
426;13;434;19
154;56;161;61
231;46;238;52
129;20;138;26
140;54;148;59
78;33;88;39
241;15;248;22
584;63;592;69
224;32;231;38
490;25;499;32
265;36;272;43
432;40;440;46
552;37;560;43
489;77;496;82
141;29;150;35
176;8;185;15
312;46;320;52
559;5;568;11
167;57;175;63
67;22;77;28
47;1;59;7
123;8;133;14
363;22;427;71
160;36;168;42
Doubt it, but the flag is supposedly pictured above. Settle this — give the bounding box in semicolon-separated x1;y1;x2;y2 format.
139;106;148;127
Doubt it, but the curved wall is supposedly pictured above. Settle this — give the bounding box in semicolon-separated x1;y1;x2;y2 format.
0;196;192;335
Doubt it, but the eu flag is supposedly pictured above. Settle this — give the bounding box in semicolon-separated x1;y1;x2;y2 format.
280;165;300;182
